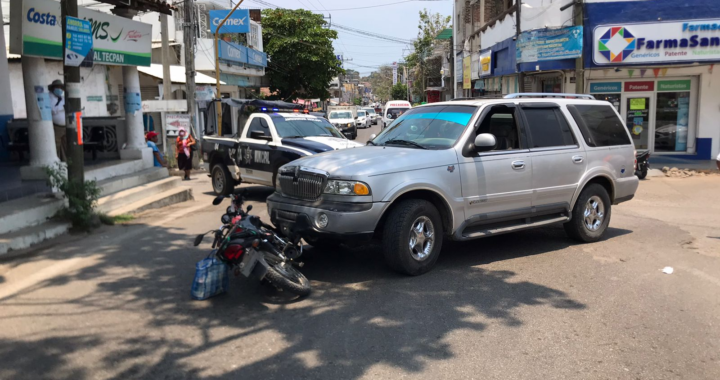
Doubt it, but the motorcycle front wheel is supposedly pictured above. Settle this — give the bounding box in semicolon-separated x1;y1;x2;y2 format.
264;261;311;297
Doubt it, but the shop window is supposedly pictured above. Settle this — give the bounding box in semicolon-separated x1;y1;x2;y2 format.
593;94;621;111
522;107;576;148
655;92;690;152
567;105;630;147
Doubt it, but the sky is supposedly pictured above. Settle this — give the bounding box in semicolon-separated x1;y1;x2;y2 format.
236;0;453;77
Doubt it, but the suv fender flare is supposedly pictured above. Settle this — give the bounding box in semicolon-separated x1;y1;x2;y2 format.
571;169;616;210
375;181;458;235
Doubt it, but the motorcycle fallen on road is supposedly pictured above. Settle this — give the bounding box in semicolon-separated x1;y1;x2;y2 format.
192;192;311;297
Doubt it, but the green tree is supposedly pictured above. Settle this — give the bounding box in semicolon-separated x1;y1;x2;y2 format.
352;98;362;106
405;10;451;100
261;9;344;100
391;83;408;100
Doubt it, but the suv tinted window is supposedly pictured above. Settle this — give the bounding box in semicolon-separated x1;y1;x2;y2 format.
476;106;521;151
246;117;268;138
567;104;631;147
523;108;576;148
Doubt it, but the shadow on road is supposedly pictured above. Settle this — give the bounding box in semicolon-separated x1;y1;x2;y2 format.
0;218;606;379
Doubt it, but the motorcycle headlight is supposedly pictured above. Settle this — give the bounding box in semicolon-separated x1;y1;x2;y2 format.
324;180;371;195
347;123;352;127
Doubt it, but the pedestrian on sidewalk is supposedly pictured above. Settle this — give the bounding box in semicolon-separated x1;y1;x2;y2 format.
146;131;167;167
176;128;196;180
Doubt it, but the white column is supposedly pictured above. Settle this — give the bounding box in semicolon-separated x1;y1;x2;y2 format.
119;65;152;167
20;57;59;180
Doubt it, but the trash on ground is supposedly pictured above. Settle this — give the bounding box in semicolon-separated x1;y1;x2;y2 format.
662;266;674;274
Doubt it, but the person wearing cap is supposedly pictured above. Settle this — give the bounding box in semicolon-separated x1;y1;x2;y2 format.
146;131;166;167
48;79;66;161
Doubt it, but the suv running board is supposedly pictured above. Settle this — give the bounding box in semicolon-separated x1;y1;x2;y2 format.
459;215;570;240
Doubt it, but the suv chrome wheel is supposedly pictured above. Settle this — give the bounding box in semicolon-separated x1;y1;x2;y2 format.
409;216;434;261
584;195;605;231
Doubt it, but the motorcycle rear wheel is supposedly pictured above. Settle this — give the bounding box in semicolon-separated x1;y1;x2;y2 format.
264;262;311;297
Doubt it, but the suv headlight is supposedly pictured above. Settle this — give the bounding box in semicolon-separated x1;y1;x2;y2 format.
324;180;370;195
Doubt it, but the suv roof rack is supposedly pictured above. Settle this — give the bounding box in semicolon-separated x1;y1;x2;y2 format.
504;93;596;100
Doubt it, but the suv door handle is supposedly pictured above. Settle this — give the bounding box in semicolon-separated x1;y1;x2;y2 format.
572;155;584;163
511;160;525;170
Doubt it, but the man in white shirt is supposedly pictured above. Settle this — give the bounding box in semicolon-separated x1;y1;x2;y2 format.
48;79;66;161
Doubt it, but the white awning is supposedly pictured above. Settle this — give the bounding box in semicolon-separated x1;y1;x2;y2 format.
137;64;223;85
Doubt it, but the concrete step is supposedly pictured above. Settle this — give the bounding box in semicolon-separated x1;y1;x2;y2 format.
97;167;169;198
0;220;71;256
107;186;194;217
0;195;65;235
97;176;182;214
86;159;149;182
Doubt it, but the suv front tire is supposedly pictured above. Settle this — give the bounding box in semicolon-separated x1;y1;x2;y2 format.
564;183;612;242
382;199;443;275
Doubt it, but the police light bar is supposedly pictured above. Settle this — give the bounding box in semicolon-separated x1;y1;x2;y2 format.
258;107;310;113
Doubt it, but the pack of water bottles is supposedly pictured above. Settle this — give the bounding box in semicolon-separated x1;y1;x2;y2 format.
191;252;229;300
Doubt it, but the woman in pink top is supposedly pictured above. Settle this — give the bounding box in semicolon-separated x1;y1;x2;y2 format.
176;128;196;180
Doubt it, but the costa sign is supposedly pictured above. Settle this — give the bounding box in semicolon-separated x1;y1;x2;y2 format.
594;19;720;65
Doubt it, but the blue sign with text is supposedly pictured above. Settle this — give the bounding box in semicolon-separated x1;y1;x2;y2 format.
247;49;267;67
516;26;583;63
590;82;622;93
218;40;248;64
64;16;93;67
209;9;250;34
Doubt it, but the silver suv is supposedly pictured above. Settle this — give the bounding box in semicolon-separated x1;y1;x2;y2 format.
267;95;639;275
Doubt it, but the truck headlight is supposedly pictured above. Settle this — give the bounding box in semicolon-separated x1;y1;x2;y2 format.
347;123;352;127
324;180;371;195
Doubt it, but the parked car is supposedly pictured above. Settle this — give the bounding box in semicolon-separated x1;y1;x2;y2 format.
267;94;639;275
356;110;370;129
202;99;363;195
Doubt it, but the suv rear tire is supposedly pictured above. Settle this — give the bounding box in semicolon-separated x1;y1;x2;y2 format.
211;164;234;196
382;199;443;275
564;183;612;242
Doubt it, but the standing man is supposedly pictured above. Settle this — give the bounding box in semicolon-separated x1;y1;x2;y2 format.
48;79;66;161
145;131;167;167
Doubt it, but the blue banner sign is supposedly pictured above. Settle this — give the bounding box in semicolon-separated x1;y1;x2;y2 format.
590;82;622;93
247;48;267;67
209;9;250;34
516;26;583;63
218;40;248;64
64;16;93;67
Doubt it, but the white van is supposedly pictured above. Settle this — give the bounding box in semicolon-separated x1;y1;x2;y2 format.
381;100;412;129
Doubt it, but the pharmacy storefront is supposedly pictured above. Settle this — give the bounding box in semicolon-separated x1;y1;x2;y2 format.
585;2;720;159
588;78;697;154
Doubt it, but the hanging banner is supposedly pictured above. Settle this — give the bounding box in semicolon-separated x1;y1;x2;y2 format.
463;56;471;89
517;26;583;63
392;62;398;86
13;0;152;66
480;50;492;77
64;16;93;67
455;55;463;83
209;9;250;34
594;20;720;65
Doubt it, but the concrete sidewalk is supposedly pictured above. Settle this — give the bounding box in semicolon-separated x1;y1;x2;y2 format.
650;155;718;171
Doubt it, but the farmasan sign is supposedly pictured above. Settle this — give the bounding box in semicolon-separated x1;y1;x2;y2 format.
12;0;152;66
594;19;720;65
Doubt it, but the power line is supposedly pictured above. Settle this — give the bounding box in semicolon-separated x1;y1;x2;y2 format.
302;0;449;12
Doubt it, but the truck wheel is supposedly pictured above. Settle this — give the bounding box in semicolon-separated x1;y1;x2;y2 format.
211;164;234;196
564;183;612;243
382;199;443;276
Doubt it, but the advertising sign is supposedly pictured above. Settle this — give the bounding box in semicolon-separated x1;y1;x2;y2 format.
471;53;479;80
624;81;654;92
658;79;691;91
247;48;267;67
594;19;720;65
209;9;250;34
392;62;398;85
14;0;151;66
218;40;248;64
165;114;192;137
463;56;471;89
589;82;622;93
64;16;93;67
479;50;492;77
517;26;583;63
455;55;463;82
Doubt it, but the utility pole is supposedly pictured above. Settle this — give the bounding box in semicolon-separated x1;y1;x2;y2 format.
184;0;197;138
515;0;524;93
61;0;84;184
160;13;173;157
572;0;584;94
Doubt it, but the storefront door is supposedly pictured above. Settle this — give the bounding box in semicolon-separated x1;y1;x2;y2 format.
622;93;654;151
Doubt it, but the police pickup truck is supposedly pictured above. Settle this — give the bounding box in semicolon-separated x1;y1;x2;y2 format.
202;99;363;195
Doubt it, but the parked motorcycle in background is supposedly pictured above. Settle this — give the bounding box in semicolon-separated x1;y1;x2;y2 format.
635;150;650;179
192;192;311;297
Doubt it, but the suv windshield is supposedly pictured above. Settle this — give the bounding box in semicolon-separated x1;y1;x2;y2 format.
373;105;476;149
363;108;376;115
273;116;345;139
329;111;352;119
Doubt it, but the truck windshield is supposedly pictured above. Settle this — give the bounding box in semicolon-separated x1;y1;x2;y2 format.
274;117;345;139
372;105;476;150
329;111;352;119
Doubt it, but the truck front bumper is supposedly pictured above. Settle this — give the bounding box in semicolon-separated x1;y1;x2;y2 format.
266;193;384;241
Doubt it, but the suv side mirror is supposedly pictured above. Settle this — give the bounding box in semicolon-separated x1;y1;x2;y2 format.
250;130;272;141
474;133;496;152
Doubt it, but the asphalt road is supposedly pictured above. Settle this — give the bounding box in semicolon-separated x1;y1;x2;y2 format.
1;165;719;379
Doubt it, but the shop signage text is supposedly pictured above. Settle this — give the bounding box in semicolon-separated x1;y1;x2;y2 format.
658;80;691;91
517;26;583;63
624;81;654;92
479;50;492;77
209;9;250;34
594;19;720;65
463;56;471;89
590;82;621;93
12;0;151;66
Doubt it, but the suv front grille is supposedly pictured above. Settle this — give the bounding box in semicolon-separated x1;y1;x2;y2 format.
278;168;326;200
